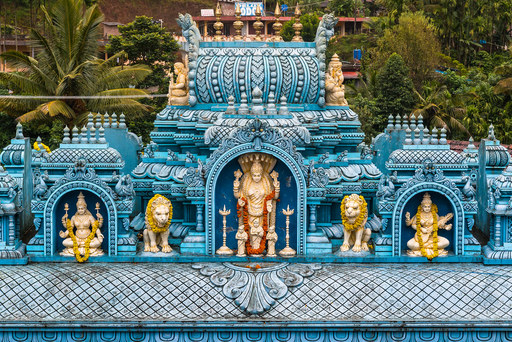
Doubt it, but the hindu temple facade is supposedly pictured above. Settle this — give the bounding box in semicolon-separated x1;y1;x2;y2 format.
0;9;511;341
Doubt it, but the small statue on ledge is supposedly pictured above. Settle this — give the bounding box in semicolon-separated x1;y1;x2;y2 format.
405;193;453;260
143;194;173;253
339;194;371;253
168;62;189;106
60;192;104;262
325;53;348;106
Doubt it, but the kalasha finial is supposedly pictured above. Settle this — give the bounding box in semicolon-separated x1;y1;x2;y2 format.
272;2;283;41
233;3;243;41
253;4;264;41
213;2;224;42
291;3;303;42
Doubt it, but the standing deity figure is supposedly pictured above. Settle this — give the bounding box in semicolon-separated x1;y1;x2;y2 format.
266;224;278;257
235;225;248;257
325;53;348;106
59;192;104;260
234;153;280;256
405;193;453;260
168;62;189;106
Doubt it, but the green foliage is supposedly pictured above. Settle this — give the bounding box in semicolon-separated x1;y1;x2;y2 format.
106;16;180;90
281;13;319;42
367;11;441;87
373;53;416;132
328;0;364;16
326;34;373;63
0;0;152;128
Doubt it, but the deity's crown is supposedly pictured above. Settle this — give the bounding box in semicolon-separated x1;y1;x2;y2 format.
76;192;87;207
251;161;263;174
328;53;342;70
421;192;432;205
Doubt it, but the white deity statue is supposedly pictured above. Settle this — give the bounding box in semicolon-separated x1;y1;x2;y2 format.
234;153;280;256
405;193;453;259
168;62;189;106
59;192;104;259
325;53;348;106
266;224;278;257
235;225;248;257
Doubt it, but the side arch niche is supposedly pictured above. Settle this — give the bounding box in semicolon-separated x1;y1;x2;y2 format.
43;182;118;256
53;190;110;256
392;184;464;256
206;143;307;255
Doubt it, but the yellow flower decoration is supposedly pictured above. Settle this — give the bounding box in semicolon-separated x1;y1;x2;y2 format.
146;194;173;233
66;219;100;263
33;141;51;154
340;194;367;232
415;203;439;261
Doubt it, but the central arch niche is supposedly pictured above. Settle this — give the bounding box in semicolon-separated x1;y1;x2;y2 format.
214;154;298;253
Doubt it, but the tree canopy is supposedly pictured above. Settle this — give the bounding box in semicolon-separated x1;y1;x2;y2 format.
0;0;152;127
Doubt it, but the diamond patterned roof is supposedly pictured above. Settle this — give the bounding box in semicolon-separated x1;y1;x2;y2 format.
47;148;122;164
0;263;511;322
389;149;465;165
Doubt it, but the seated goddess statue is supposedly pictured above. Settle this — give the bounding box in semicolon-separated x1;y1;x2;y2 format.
405;193;453;259
325;53;348;106
59;192;104;261
234;153;280;256
168;62;189;106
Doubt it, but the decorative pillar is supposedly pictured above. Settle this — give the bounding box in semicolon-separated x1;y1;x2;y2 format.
233;3;243;41
196;204;204;232
309;204;317;232
272;2;283;42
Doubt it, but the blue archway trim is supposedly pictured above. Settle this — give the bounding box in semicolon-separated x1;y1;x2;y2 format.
43;181;118;256
392;183;464;256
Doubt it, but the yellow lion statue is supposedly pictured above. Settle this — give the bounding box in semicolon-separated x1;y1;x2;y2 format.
143;194;173;253
340;194;371;252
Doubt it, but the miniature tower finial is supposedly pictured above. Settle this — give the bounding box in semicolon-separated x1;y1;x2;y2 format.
422;127;430;145
267;92;277;115
430;127;439;145
386;114;394;132
488;123;496;140
413;127;421;145
251;87;264;115
292;3;303;42
111;113;118;128
63;125;71;144
104;112;110;128
272;2;283;42
119;113;126;129
253;5;264;41
394;114;401;130
233;3;243;41
80;126;88;144
238;93;249;115
279;95;289;115
404;128;412;145
15;122;23;139
98;126;106;144
440;126;447;145
226;96;236;115
71;126;79;144
213;2;224;42
89;126;97;144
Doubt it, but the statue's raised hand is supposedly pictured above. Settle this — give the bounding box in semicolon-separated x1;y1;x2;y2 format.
405;212;411;223
59;230;68;239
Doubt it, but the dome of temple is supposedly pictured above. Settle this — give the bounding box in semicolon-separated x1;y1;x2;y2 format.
490;166;512;190
485;144;510;167
194;43;321;105
0;166;18;190
46;147;123;165
0;143;25;166
388;149;465;165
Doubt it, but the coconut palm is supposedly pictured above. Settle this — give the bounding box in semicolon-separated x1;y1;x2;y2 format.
0;0;152;126
412;83;469;138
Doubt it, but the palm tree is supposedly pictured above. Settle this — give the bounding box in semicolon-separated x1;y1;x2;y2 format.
0;0;152;127
412;83;469;138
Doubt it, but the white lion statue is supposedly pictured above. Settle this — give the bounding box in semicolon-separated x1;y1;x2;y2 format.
143;194;173;253
340;194;371;253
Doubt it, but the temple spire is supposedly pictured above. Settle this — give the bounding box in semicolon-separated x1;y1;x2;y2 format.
213;2;224;42
272;2;283;41
291;3;303;42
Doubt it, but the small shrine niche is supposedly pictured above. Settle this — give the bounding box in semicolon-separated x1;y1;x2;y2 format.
401;191;456;257
54;190;109;256
213;153;298;256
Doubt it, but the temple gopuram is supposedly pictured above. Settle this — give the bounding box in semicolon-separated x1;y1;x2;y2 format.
0;6;512;341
